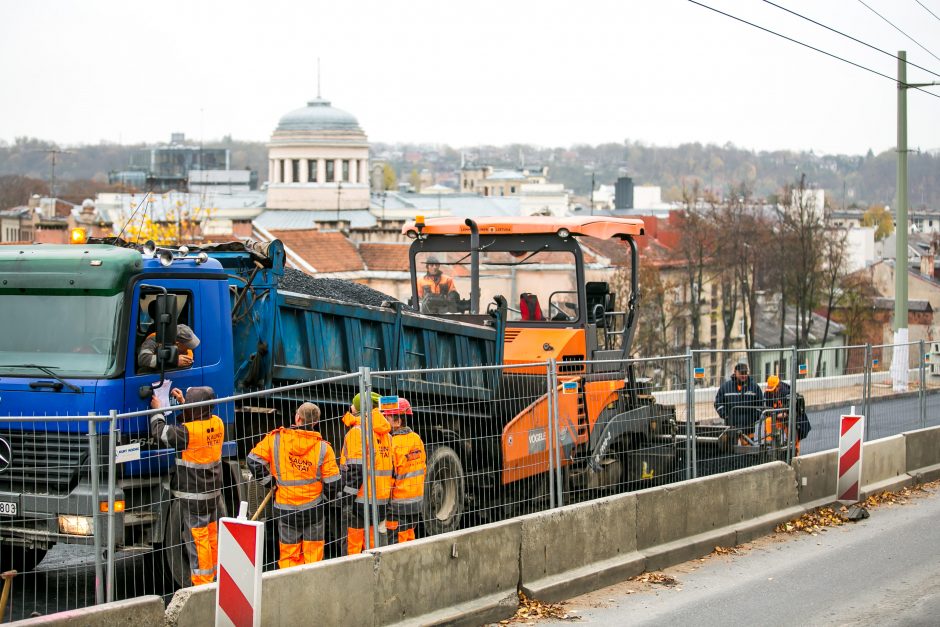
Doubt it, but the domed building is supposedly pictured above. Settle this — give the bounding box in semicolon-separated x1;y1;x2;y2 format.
266;97;370;211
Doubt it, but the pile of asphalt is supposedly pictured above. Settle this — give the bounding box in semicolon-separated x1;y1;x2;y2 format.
278;267;399;307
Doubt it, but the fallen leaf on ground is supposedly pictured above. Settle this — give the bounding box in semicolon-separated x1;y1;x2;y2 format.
775;507;848;534
711;545;739;555
629;572;679;586
504;592;575;623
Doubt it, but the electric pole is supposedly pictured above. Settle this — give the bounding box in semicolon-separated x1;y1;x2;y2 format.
40;148;72;198
893;50;940;391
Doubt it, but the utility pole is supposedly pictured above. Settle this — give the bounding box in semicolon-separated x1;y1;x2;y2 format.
41;148;71;198
893;50;940;391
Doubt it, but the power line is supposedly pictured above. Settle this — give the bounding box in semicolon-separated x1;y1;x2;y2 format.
913;0;940;24
856;0;940;65
687;0;940;100
761;0;940;80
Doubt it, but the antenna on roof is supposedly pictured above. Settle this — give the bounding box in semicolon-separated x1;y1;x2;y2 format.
317;57;321;98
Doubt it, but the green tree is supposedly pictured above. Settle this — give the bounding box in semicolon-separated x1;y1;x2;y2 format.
861;204;894;241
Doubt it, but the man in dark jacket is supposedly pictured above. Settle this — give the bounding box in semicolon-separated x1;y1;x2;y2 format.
714;362;764;430
150;386;224;585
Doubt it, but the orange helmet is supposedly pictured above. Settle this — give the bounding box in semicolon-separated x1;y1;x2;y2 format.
766;375;780;392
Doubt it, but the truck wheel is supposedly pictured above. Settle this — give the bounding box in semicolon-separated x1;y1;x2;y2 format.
423;445;465;536
164;500;191;588
0;545;47;573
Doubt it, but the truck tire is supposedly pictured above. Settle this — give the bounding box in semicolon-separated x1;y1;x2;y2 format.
422;445;465;536
0;545;47;573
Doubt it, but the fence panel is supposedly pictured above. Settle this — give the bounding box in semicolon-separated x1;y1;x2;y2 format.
0;413;109;622
865;342;925;440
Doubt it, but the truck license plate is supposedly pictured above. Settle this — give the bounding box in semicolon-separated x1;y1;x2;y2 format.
0;501;16;516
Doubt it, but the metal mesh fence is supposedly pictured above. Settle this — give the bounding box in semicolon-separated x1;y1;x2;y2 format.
0;414;109;622
1;341;935;620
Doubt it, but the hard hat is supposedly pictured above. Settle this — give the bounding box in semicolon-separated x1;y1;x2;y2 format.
383;398;413;416
766;375;780;392
425;256;441;265
351;392;381;412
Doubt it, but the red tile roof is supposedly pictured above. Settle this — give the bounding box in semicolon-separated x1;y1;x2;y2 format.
359;242;411;272
269;229;364;273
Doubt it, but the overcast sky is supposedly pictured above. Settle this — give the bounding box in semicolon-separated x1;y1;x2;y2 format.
2;0;939;155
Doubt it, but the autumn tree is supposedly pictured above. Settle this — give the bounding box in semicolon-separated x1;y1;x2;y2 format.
861;204;894;241
382;164;397;191
0;175;49;210
408;169;421;192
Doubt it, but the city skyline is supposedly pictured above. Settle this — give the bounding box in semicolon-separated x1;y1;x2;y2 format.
2;0;939;155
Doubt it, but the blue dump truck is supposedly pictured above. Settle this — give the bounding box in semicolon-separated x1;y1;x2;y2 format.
0;216;780;585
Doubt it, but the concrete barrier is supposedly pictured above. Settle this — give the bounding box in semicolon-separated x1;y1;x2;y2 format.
904;426;940;481
860;434;910;495
14;596;164;627
373;519;521;626
791;449;837;505
519;493;643;602
165;554;375;627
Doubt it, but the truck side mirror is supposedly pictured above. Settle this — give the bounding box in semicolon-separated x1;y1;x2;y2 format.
593;303;606;328
154;293;178;367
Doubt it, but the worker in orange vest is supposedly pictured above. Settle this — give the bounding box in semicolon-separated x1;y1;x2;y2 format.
385;398;426;544
417;256;455;298
150;386;224;586
340;392;393;554
247;402;340;568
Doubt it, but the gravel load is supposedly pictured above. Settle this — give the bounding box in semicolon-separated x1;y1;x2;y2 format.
278;267;399;308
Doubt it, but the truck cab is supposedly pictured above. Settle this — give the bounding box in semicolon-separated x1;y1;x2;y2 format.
0;241;236;572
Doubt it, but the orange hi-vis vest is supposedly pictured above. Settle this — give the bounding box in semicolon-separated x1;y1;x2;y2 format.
175;415;224;499
418;274;454;297
341;409;393;502
249;428;340;510
390;428;426;508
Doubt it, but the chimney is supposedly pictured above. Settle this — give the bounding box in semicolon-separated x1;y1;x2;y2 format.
921;253;935;278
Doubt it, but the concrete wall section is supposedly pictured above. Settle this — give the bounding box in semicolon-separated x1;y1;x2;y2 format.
635;473;731;549
16;596;165;627
904;426;940;471
791;450;838;504
725;462;798;523
373;519;520;626
165;554;375;627
860;434;909;493
519;493;643;601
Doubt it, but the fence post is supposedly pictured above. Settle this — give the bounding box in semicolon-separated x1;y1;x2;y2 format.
684;351;694;481
544;359;556;509
920;339;927;429
88;414;104;605
788;346;798;464
550;359;564;507
358;367;376;550
864;344;872;442
106;409;117;603
689;351;698;479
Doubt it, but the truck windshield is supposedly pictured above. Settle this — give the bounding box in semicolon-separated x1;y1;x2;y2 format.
0;293;124;377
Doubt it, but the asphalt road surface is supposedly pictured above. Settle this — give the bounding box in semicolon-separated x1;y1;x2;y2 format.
6;393;936;620
802;391;940;454
542;484;940;626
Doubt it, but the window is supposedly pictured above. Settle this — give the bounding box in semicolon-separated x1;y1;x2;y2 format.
308;159;318;183
510;186;516;193
279;160;285;183
342;160;350;182
325;160;335;183
765;362;771;378
835;349;840;369
135;291;197;374
821;362;827;377
291;159;300;183
738;318;745;337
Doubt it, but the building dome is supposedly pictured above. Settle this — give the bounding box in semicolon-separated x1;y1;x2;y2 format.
276;98;361;133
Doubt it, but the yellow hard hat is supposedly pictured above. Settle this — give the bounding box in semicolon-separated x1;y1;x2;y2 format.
766;375;780;392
